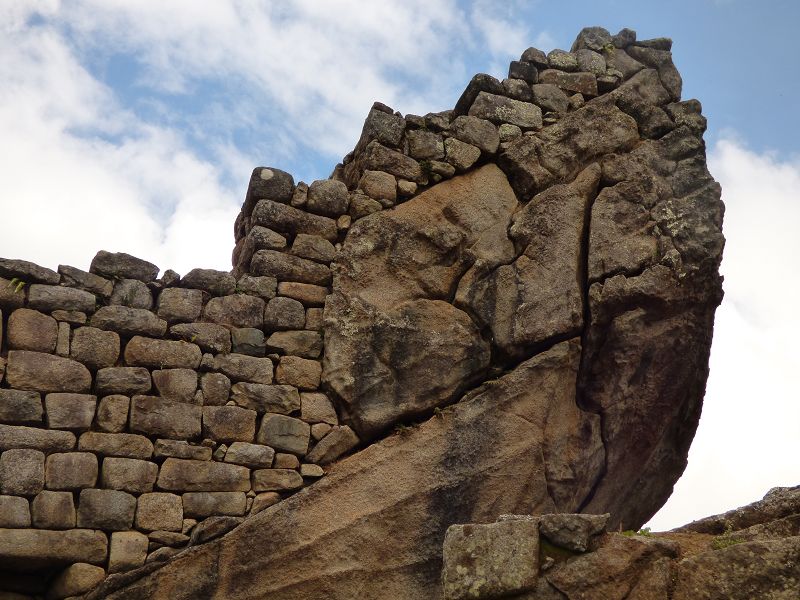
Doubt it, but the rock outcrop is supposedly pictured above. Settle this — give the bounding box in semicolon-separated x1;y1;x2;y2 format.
0;25;729;600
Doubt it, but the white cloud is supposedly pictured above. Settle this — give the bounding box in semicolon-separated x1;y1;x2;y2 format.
647;138;800;530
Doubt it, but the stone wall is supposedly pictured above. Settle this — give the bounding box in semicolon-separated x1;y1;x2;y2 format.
0;25;725;599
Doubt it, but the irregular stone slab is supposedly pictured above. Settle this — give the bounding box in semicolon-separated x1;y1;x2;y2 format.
0;276;26;310
257;414;310;456
453;73;505;116
447;115;500;154
151;369;197;404
251;250;332;286
101;457;159;493
70;326;120;370
110;278;153;310
129;396;202;440
442;520;540;599
277;282;328;306
31;490;75;529
188;516;243;546
357;170;396;205
180;269;236;296
96;395;130;433
235;274;277;299
0;424;75;452
538;513;609;552
44;393;97;430
154;439;212;461
0;495;31;528
498;98;639;200
210;353;273;385
251;199;338;242
200;372;231;406
156;288;203;323
183;492;247;518
86;342;603;599
547;48;579;71
224;442;274;469
444;137;482;171
124;336;201;369
0;528;108;570
0;258;59;285
78;432;154;459
456;165;600;356
95;367;151;396
265;330;323;358
357;106;406;148
305;425;359;465
263;296;306;330
90;306;167;337
252;469;304;492
6;351;91;393
468;92;543;129
90;251;159;282
0;448;44;496
242;166;295;217
407;129;445;160
7;308;58;352
300;392;338;425
58;264;114;298
157;458;250;492
359;141;426;184
77;488;137;530
531;83;570;113
307;180;349;217
324;165;516;438
230;383;300;414
0;389;43;425
170;322;231;354
135;492;183;532
203;294;264;329
108;531;148;574
231;327;266;357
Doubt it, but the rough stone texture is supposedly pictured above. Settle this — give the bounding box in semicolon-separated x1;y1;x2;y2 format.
70;326;120;370
170;323;232;354
152;368;198;403
230;383;300;414
78;432;154;459
44;393;97;430
252;469;304;493
124;336;201;370
6;351;92;393
442;520;540;599
90;306;167;337
305;425;359;465
277;282;327;307
200;372;231;406
45;452;98;490
96;395;130;433
210;353;273;384
135;492;183;532
263;297;306;330
59;264;114;298
95;367;152;396
251;199;338;242
46;562;106;599
251;250;331;286
157;458;250;492
108;531;148;574
7;308;58;353
468;92;543;129
183;492;247;518
0;528;108;570
154;439;212;461
110;278;153;310
101;457;158;493
77;488;136;530
181;269;236;296
31;490;76;529
307;180;349;217
0;449;45;496
224;442;274;469
28;284;96;314
0;424;76;452
156;288;203;323
538;513;609;552
0;389;43;425
265;331;322;359
91;251;159;282
256;414;310;456
129;396;202;440
448;116;500;155
300;392;337;425
0;495;31;528
203;294;264;329
202;406;257;443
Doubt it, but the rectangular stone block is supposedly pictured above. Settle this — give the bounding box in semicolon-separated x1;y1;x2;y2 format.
266;330;323;359
0;389;43;425
256;414;310;456
28;284;96;313
275;356;321;390
77;488;136;531
135;492;183;532
45;452;98;490
252;469;303;492
202;294;265;329
31;490;75;529
211;353;273;384
152;368;198;403
182;491;247;518
7;308;58;353
300;392;338;425
101;457;158;493
153;439;212;461
157;458;250;492
69;326;120;369
78;431;154;459
109;530;148;574
90;305;167;337
202;406;257;443
0;424;76;452
96;366;152;396
224;442;274;469
231;383;300;414
156;287;203;323
130;396;202;440
44;393;97;430
96;395;130;433
250;250;332;286
56;320;70;356
0;448;45;496
58;264;114;298
250;199;338;242
0;495;31;527
170;322;232;354
0;528;108;569
6;350;91;393
200;372;231;406
124;336;201;369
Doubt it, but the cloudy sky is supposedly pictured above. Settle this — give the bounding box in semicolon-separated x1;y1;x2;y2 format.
1;0;797;530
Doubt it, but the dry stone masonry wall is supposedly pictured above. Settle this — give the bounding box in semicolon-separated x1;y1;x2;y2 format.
0;26;725;600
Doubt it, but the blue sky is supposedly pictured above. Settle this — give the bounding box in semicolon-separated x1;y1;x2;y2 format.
1;1;798;529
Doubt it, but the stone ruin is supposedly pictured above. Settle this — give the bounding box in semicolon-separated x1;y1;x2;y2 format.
0;26;730;599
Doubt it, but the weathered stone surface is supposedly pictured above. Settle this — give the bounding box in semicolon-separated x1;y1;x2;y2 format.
101;457;158;493
508;60;538;84
576;49;606;75
183;492;247;518
6;351;91;393
27;284;96;313
46;562;106;599
407;129;445;160
170;322;231;354
539;69;598;96
300;463;324;478
31;490;75;529
231;383;300;414
305;425;359;465
59;264;114;298
499;98;638;200
273;453;300;470
90;342;601;599
45;452;98;490
448;115;500;155
135;493;183;532
0;449;44;496
0;258;59;285
571;26;612;52
251;199;338;242
224;442;274;469
0;276;27;311
252;469;303;493
0;390;43;425
0;424;75;452
203;294;264;329
55;320;70;356
180;269;236;296
265;330;323;358
45;393;97;430
547;49;579;71
78;432;154;459
311;423;331;441
263;296;306;330
468;92;543;128
256;414;310;456
357;170;396;205
188;515;242;546
110;278;153;310
626;45;682;101
129;396;202;440
251;250;331;286
300;392;337;425
0;495;31;528
235;274;277;299
538;513;609;552
277;282;328;307
7;308;58;352
444;137;482;171
306;180;349;217
0;528;107;570
324;165;513;438
157;458;250;492
202;406;257;443
453;73;505;116
211;353;273;385
199;372;231;406
242;167;295;217
290;234;336;264
153;439;212;461
96;367;151;396
90;306;167;337
520;46;548;69
442;520;540;600
90;251;158;282
124;336;201;369
231;327;266;357
531;83;570;113
77;488;136;530
152;368;198;403
358;141;426;184
108;531;148;574
96;395;129;433
70;326;120;370
156;288;203;323
250;491;281;515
